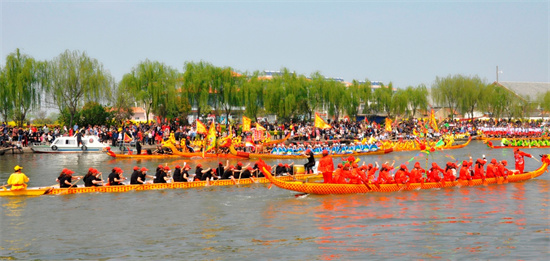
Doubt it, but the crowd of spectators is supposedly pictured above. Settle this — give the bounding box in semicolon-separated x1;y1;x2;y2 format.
0;118;548;149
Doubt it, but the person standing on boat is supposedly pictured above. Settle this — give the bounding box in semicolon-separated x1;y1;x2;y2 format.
514;148;534;173
6;165;29;190
303;149;315;174
108;167;125;186
75;130;83;147
84;168;103;187
318;150;334;183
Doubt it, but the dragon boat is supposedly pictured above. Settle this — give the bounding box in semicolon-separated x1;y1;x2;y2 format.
259;154;550;195
0;173;321;197
228;144;393;159
104;146;245;159
387;137;472;152
485;140;550;149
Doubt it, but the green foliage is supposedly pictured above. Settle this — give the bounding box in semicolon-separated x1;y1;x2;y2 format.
78;102;113;127
45;49;111;127
2;48;44;126
121;59;178;122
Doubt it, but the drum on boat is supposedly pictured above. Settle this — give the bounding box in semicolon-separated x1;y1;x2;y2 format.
293;165;305;175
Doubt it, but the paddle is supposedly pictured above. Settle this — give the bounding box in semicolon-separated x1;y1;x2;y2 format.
59;177;83;195
360;178;372;191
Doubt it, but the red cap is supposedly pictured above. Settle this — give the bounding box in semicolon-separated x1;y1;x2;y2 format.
229;165;235;169
66;169;75;175
462;160;468;165
322;150;328;156
175;165;181;169
501;160;507;165
306;149;311;154
164;166;170;170
352;163;358;168
491;158;497;164
400;164;407;169
197;164;202;168
141;167;148;172
238;162;243;166
88;167;94;172
133;166;139;171
284;164;289;168
62;168;68;174
347;156;355;162
158;164;163;169
116;168;123;174
368;163;373;168
278;163;283;167
337;163;343;168
344;163;350;168
414;162;420;168
247;166;253;171
219;162;223;165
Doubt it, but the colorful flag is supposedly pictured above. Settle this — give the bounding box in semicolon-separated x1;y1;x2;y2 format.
196;119;207;134
204;121;216;156
385;118;392;132
242;116;251;132
256;122;266;131
314;113;332;129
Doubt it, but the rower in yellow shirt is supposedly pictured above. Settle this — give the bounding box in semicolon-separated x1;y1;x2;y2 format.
6;165;29;190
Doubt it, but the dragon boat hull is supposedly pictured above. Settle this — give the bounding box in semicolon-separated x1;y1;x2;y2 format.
105;147;244;159
485;141;550;149
260;154;550;195
229;145;393;159
0;187;53;196
390;137;472;152
0;174;320;196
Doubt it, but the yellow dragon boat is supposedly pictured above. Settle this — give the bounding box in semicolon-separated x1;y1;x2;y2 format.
0;173;321;197
259;154;550;195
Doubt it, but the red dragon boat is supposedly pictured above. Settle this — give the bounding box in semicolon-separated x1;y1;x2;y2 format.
259;154;550;195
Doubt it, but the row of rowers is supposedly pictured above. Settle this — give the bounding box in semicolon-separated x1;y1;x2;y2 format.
57;161;271;187
317;153;534;185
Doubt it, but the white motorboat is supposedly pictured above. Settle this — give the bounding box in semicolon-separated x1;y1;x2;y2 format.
30;135;107;153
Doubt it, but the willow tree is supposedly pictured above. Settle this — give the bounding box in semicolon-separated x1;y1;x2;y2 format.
483;84;512;119
121;59;178;122
406;84;428;117
456;75;487;119
540;91;550;118
343;80;367;119
45;50;111;127
214;67;242;124
325;80;346;120
242;72;264;120
3;49;44;126
182;61;214;119
109;81;135;123
372;83;395;117
431;75;461;119
0;66;12;123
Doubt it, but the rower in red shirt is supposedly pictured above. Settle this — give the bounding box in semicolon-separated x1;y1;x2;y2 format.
443;162;456;182
394;164;409;184
486;159;498;178
514;148;534;174
377;163;394;184
427;162;444;183
366;163;379;183
408;162;425;183
459;160;472;181
473;158;487;180
318;150;334;183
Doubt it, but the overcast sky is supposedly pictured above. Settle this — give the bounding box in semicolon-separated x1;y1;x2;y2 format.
2;0;548;88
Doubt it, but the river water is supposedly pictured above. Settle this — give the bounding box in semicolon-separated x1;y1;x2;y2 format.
1;140;549;260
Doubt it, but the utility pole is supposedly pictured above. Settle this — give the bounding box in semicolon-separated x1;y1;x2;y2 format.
496;66;499;82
